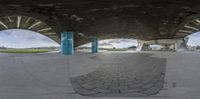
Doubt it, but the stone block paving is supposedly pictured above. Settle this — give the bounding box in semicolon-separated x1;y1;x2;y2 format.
71;53;166;97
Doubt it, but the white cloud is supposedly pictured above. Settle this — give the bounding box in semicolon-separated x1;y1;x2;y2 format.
79;39;138;49
1;29;200;49
0;29;60;48
187;31;200;46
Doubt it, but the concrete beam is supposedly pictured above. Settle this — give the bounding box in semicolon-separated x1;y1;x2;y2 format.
144;39;181;44
137;39;188;52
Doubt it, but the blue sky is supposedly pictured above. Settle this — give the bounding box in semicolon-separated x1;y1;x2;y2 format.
0;29;199;48
0;29;60;48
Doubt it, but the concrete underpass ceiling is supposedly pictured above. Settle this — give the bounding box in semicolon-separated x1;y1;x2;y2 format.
0;0;200;46
0;15;59;42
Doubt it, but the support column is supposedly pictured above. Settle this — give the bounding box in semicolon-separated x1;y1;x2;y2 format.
136;40;144;51
61;32;74;55
175;38;188;52
91;37;98;53
173;43;176;51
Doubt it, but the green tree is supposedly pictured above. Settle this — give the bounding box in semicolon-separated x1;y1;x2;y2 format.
196;45;200;50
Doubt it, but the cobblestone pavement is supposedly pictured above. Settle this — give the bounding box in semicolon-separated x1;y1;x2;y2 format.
71;53;166;96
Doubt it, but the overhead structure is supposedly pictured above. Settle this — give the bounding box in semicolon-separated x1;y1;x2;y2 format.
0;0;200;97
0;15;59;42
136;39;188;51
0;0;200;46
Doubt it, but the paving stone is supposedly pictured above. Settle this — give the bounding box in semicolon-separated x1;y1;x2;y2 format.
74;88;99;96
71;53;166;96
120;88;144;93
142;83;155;89
118;85;129;90
92;88;111;93
81;84;95;89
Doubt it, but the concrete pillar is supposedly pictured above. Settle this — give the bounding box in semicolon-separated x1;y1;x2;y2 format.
142;44;150;51
173;43;176;51
175;39;188;52
91;37;98;53
136;40;144;51
61;32;74;55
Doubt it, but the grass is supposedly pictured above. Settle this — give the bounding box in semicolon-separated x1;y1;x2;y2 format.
0;49;51;54
104;49;128;51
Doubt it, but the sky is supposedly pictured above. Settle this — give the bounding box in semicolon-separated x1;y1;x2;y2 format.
80;39;138;49
0;29;200;48
186;31;200;46
80;32;200;48
0;29;60;48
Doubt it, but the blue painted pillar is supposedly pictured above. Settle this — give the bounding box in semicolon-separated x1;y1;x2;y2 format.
61;32;74;55
91;37;98;53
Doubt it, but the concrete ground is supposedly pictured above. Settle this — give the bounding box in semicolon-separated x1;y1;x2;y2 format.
70;53;166;96
0;51;200;99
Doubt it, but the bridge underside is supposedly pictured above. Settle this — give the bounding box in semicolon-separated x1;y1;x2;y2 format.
0;0;200;46
0;1;200;98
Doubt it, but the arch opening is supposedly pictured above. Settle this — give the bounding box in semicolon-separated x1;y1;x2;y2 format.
185;31;200;52
77;38;138;52
0;29;60;53
0;15;59;43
